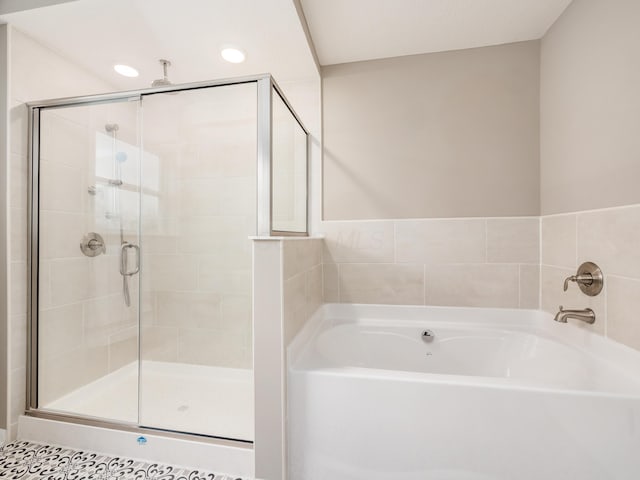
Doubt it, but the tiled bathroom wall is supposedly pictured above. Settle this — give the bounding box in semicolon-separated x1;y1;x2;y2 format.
140;85;257;369
283;239;323;345
8;27;121;438
541;205;640;348
322;218;540;309
38;102;140;406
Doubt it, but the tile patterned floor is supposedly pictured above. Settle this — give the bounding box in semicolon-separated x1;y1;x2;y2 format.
0;441;246;479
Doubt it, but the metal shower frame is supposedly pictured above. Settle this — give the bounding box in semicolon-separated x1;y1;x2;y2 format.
25;73;309;445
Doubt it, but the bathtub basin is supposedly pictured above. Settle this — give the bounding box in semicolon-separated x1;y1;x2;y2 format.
288;304;640;480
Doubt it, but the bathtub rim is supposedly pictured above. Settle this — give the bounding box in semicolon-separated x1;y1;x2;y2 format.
288;303;640;400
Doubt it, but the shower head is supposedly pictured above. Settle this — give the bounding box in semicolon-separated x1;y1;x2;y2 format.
151;59;173;88
105;123;119;133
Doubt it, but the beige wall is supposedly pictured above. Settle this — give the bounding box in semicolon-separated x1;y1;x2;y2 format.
540;0;640;215
322;40;540;220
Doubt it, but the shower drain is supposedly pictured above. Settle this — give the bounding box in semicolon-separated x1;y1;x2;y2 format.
177;405;189;412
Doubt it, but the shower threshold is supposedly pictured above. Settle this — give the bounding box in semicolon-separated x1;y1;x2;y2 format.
41;361;254;442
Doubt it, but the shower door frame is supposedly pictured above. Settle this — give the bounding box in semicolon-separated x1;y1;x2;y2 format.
25;74;309;444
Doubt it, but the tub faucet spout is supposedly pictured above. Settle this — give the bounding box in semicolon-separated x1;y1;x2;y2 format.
554;306;596;324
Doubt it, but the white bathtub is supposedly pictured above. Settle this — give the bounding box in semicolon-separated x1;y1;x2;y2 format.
288;304;640;480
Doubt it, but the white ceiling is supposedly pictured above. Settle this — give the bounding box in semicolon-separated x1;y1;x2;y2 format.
300;0;573;66
1;0;319;91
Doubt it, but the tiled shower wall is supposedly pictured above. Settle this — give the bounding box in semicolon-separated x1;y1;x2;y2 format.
322;218;540;309
38;103;140;407
541;205;640;348
7;28;123;437
140;86;256;369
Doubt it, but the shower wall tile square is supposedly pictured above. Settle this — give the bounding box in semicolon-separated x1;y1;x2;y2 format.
141;234;178;255
141;326;178;362
179;216;252;257
146;255;199;291
154;291;222;330
541;214;577;268
83;295;136;342
395;219;486;264
39;211;87;259
39;304;83;359
39;161;84;213
47;258;91;305
38;349;89;406
426;264;520;308
284;238;322;279
198;266;251;295
519;265;540;309
220;176;256;216
486;218;540;264
577;205;640;278
340;263;424;305
322;221;394;263
307;264;323;317
178;178;222;216
284;273;307;345
322;263;340;303
41;112;90;169
282;239;324;345
220;295;253;334
108;326;138;372
177;329;250;368
607;276;640;351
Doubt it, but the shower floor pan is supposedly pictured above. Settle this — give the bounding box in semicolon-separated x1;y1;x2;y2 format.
43;361;254;441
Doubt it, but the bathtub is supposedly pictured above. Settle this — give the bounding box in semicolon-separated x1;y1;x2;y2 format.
288;304;640;480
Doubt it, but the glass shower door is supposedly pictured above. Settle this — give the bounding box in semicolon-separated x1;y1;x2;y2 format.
36;99;141;424
138;83;257;440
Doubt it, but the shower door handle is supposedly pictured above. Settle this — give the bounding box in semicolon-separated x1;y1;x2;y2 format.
120;243;140;276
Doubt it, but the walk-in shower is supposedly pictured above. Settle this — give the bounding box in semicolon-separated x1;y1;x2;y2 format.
27;75;308;442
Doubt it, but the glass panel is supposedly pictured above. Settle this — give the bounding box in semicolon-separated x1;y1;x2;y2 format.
272;89;307;233
139;83;257;440
37;100;141;424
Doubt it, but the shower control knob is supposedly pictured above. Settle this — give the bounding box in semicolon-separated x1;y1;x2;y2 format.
80;232;106;257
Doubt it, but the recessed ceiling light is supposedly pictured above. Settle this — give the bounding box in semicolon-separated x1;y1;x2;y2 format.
221;47;246;64
114;64;139;77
